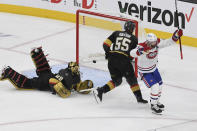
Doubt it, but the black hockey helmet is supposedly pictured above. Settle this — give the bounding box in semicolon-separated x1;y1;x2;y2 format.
124;21;135;34
68;62;79;75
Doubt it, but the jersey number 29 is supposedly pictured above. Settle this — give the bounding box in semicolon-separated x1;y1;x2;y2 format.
115;37;131;51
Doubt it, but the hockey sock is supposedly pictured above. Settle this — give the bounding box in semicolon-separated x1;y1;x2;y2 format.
130;84;140;93
150;84;160;105
102;80;115;93
5;67;32;89
1;67;14;79
158;85;163;101
130;84;142;98
31;47;51;75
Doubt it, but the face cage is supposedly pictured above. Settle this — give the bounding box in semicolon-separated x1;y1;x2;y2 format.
71;66;80;75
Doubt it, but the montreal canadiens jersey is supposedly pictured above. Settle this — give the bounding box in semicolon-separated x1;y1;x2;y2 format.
130;38;176;73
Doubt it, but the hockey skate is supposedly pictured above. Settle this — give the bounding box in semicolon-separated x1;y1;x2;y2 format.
157;102;165;111
151;104;162;115
136;97;148;104
93;87;104;103
0;66;11;81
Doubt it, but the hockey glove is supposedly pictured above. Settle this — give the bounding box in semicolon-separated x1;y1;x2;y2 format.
172;29;183;42
49;78;71;98
75;80;93;94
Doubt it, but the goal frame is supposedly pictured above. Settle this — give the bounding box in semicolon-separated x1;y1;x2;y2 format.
76;9;138;76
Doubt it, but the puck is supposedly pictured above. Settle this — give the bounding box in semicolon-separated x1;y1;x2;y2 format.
93;60;96;63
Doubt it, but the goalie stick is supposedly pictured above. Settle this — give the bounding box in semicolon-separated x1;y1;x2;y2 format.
79;87;97;93
79;87;101;103
175;0;183;60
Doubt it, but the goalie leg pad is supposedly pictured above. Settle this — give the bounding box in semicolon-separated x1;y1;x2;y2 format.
49;78;71;98
31;47;51;75
76;80;93;94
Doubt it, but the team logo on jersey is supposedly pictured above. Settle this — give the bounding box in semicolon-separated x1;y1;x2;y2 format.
146;51;158;59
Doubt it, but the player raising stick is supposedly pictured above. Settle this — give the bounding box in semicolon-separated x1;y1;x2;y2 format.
131;29;183;114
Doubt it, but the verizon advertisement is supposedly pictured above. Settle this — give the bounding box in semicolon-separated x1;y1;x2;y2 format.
0;0;196;38
115;0;196;38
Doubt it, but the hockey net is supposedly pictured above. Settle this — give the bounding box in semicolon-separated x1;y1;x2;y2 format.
76;9;146;76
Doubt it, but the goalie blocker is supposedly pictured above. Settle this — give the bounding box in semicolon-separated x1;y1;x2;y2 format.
0;47;93;98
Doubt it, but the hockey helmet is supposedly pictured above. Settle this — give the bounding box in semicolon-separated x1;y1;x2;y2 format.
68;62;79;75
146;33;158;48
124;21;135;34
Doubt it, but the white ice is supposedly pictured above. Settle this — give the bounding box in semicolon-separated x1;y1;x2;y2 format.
0;12;197;131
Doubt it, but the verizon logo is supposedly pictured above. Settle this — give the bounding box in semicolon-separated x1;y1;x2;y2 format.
118;1;195;29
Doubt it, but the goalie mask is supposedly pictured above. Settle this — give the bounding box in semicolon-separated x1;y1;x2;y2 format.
146;33;158;48
68;62;79;75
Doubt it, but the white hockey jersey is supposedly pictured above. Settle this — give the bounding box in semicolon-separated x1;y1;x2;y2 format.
130;38;176;73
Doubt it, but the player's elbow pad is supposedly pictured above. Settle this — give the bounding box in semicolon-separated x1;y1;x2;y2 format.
103;44;110;52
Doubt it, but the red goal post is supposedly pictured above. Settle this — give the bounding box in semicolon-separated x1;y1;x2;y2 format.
76;9;139;76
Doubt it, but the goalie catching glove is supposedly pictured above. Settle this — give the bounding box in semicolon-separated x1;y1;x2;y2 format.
75;80;93;94
49;78;71;98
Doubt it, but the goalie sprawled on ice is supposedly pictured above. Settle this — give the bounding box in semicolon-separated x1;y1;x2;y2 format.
0;47;93;98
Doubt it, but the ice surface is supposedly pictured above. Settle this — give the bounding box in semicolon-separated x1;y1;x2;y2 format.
0;12;197;131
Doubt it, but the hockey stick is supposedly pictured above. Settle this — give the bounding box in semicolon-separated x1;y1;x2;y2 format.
79;88;97;93
79;88;101;104
175;0;183;60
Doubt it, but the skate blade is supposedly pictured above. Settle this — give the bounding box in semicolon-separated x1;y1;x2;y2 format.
79;88;96;93
160;108;164;111
152;111;162;115
93;90;101;104
138;101;148;104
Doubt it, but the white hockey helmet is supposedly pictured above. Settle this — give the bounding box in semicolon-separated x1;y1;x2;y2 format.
146;33;158;48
